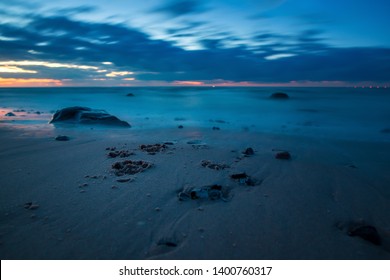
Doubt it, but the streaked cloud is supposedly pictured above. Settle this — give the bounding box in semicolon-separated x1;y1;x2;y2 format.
0;77;62;86
0;1;389;86
0;66;37;73
264;53;296;60
106;71;134;77
0;60;98;70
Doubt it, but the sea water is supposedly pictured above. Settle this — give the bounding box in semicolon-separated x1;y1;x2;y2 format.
0;87;389;142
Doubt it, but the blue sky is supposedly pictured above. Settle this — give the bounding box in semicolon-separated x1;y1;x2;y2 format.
0;0;389;86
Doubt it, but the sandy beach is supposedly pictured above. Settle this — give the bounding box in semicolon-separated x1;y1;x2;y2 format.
1;122;389;259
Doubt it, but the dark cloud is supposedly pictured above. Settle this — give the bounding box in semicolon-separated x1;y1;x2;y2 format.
1;8;389;83
153;0;207;17
55;5;97;16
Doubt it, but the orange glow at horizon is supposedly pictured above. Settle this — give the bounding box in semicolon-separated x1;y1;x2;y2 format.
0;77;63;87
173;81;205;86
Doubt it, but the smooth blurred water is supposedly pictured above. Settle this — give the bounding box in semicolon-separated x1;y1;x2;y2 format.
0;87;389;141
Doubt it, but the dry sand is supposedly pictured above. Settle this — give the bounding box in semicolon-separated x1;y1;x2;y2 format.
0;126;389;259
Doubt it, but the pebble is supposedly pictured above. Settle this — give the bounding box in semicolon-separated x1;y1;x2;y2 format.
28;204;40;210
155;207;161;212
243;147;254;156
348;225;381;245
275;151;291;160
80;190;86;193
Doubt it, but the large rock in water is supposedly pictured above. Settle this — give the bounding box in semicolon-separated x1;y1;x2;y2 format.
270;92;289;99
49;106;130;127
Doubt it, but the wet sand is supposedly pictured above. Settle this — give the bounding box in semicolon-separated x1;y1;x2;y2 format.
0;126;389;259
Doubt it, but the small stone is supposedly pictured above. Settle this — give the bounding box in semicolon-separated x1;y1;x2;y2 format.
116;178;132;183
126;93;135;97
348;225;381;246
146;193;151;197
243;147;254;156
111;185;118;189
212;126;220;130
178;125;184;129
155;207;161;212
24;202;32;209
197;207;204;211
80;190;86;193
28;204;40;210
5;112;16;116
30;214;37;219
275;151;291;160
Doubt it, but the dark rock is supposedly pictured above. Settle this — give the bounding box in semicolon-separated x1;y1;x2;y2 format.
107;150;134;158
230;173;257;186
212;126;220;130
178;184;230;202
49;106;130;127
348;225;381;246
201;160;229;170
270;92;289;99
112;160;153;176
178;125;184;129
116;178;133;183
275;151;291;160
35;111;41;115
5;112;15;117
126;93;135;97
139;143;167;153
54;135;70;141
158;241;177;247
24;202;32;209
55;135;70;141
24;202;39;210
243;147;254;156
